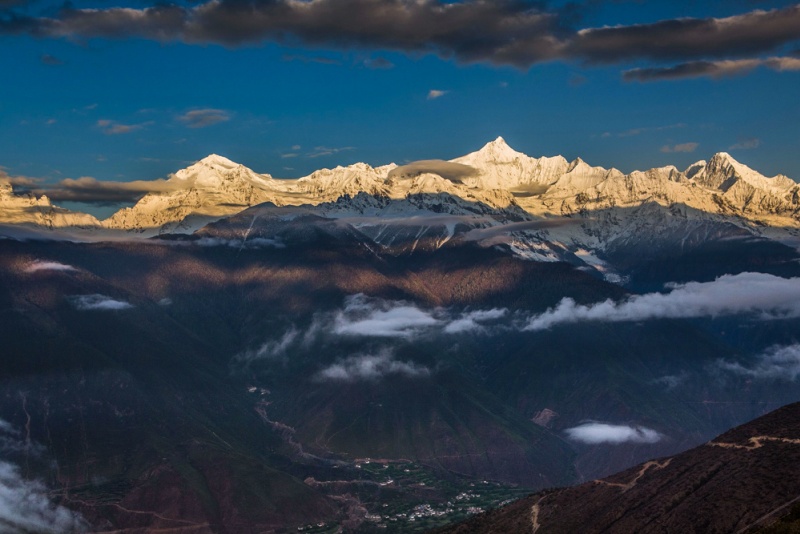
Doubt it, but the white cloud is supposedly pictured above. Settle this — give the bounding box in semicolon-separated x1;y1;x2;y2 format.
526;272;800;330
0;420;16;435
25;261;77;273
232;295;511;365
653;374;686;389
68;294;133;311
235;328;302;364
0;421;87;533
427;89;449;100
333;294;440;338
565;423;662;444
0;461;88;533
718;344;800;381
444;308;508;334
315;350;430;382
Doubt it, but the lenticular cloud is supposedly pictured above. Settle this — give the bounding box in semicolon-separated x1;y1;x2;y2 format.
526;272;800;330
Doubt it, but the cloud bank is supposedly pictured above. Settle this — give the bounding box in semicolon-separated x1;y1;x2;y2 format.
526;272;800;331
315;349;430;382
234;294;508;368
68;294;133;311
2;1;798;74
719;344;800;381
565;422;662;444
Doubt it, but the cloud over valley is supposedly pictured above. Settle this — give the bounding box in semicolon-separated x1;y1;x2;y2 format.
526;273;800;331
314;349;431;382
0;420;87;533
565;423;662;445
68;294;133;311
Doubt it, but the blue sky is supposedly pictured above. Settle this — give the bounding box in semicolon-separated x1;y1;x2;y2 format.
1;0;799;215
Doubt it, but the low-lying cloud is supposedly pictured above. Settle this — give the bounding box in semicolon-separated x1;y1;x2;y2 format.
332;294;506;338
333;295;441;338
0;461;87;533
235;327;303;364
565;422;662;445
0;420;87;533
68;294;133;311
233;294;508;367
443;308;507;334
718;344;800;381
526;272;800;331
315;349;430;382
25;260;77;273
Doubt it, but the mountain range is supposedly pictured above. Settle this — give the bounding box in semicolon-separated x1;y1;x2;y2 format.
3;137;798;238
1;139;799;531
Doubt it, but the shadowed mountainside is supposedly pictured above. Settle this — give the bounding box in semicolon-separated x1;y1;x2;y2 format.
437;402;800;533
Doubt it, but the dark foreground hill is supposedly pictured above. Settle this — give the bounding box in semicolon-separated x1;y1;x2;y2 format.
437;401;800;534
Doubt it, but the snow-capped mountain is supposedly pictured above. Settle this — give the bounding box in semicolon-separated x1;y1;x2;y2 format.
2;138;798;270
104;154;284;234
452;136;569;191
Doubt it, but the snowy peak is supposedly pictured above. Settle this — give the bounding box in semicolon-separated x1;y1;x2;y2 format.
474;136;526;162
173;155;275;190
198;153;238;168
694;152;796;194
105;156;282;234
685;160;706;179
453;137;569;190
